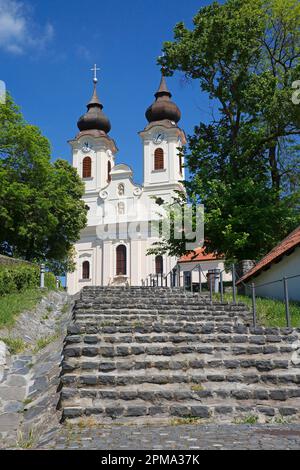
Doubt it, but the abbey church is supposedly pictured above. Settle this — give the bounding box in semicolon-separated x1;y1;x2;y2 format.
66;71;186;294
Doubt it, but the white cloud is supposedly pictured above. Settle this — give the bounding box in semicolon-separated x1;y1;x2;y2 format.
0;0;54;55
77;45;92;61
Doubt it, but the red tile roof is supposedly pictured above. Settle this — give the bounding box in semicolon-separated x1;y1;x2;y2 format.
237;226;300;284
179;247;221;263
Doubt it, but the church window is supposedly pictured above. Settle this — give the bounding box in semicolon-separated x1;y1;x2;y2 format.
118;202;125;215
116;245;126;275
154;148;164;170
155;255;163;274
107;161;111;182
82;261;90;279
82;156;92;178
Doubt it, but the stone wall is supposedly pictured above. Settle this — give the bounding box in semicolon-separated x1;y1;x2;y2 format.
236;260;256;294
0;255;33;267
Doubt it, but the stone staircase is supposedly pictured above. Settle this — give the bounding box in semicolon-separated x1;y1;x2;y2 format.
58;286;300;424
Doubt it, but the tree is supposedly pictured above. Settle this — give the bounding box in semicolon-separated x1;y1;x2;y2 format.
153;0;300;261
0;94;87;270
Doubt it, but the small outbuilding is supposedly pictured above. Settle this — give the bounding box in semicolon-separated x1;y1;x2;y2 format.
237;226;300;301
178;247;232;290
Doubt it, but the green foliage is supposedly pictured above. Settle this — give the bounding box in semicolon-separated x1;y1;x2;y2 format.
213;292;300;327
0;94;87;270
0;288;43;328
234;414;259;425
44;271;57;290
0;261;56;295
16;429;36;449
0;337;27;354
0;263;39;296
32;332;60;354
156;0;300;261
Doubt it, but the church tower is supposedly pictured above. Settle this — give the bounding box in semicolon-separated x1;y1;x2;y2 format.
139;75;186;192
69;67;118;195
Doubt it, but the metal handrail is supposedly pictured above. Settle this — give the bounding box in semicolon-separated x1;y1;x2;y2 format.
235;267;300;328
145;260;300;329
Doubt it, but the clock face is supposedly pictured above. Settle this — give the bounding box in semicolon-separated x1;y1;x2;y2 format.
153;132;164;145
82;142;92;153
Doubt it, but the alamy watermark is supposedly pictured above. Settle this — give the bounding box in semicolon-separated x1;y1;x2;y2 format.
292;80;300;105
95;198;204;250
0;81;6;104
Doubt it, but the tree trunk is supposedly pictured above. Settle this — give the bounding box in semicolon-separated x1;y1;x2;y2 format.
268;144;280;193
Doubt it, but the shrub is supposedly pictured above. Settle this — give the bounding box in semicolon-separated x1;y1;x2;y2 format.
0;264;38;296
45;271;57;290
0;263;57;295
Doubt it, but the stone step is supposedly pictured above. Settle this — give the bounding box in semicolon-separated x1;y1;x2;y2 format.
71;320;243;330
76;302;248;311
61;385;300;403
63;343;295;359
74;316;248;325
80;293;210;300
60;371;300;387
77;299;214;306
61;401;300;422
67;323;297;337
62;355;295;374
74;309;249;322
64;339;295;356
74;318;248;327
65;334;297;348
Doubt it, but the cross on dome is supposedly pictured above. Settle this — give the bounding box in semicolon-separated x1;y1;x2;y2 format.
91;64;100;84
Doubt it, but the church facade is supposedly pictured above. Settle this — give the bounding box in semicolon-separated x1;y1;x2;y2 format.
66;71;186;294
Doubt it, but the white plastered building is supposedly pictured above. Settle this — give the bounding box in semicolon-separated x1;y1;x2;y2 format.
67;73;186;294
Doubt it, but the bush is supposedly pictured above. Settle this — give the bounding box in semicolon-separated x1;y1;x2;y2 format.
45;271;57;290
0;263;56;296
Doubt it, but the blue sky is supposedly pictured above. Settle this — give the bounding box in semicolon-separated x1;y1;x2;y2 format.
0;0;214;183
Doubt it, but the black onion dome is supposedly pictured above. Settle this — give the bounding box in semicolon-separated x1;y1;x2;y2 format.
77;83;111;134
145;75;181;124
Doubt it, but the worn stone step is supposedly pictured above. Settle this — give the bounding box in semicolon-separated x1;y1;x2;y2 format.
63;335;298;354
62;356;295;374
76;302;248;311
67;323;298;337
74;316;247;326
60;371;300;387
64;337;295;355
60;385;300;403
61;402;300;422
69;315;239;332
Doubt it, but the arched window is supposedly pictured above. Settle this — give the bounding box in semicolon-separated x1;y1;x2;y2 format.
154;148;164;170
155;255;163;274
82;261;90;279
107;160;111;182
116;245;126;275
82;156;91;178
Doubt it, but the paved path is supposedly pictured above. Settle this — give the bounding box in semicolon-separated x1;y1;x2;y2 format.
37;424;300;450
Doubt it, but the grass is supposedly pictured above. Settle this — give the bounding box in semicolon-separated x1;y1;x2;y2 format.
0;337;27;354
22;397;33;407
213;292;300;327
16;429;36;449
32;332;60;354
190;384;204;392
234;414;259;425
61;302;70;314
0;288;44;329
